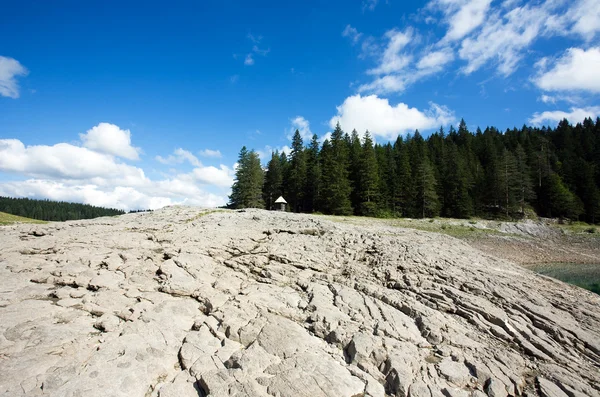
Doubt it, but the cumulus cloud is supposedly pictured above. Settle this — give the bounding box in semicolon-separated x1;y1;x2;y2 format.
529;106;600;125
329;94;455;140
244;54;255;66
287;116;313;141
0;56;28;98
0;139;147;183
0;130;233;211
80;123;141;160
192;165;234;187
256;145;292;160
534;47;600;93
156;148;202;167
198;149;223;158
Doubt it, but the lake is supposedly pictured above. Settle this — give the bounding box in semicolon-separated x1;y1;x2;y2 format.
529;263;600;295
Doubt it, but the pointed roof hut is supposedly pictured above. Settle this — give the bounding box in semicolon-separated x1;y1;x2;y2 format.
274;196;287;211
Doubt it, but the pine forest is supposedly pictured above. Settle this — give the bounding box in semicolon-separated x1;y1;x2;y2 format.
229;117;600;224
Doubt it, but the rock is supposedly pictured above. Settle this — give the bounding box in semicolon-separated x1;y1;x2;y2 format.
0;206;598;397
437;359;472;387
537;378;570;397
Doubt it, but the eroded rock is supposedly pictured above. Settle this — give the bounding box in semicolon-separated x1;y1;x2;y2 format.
0;207;598;397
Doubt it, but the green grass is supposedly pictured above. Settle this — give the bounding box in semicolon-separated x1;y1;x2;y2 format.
554;221;599;236
530;263;600;295
0;211;47;225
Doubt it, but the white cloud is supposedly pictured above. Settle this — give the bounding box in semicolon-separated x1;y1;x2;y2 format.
256;145;291;160
252;45;270;56
0;139;147;183
244;54;255;66
199;149;223;158
0;131;233;211
80;123;141;160
358;75;408;95
534;47;600;93
287;116;313;141
458;2;561;76
0;56;28;98
156;148;202;167
329;94;455;140
432;0;493;42
529;106;600;125
362;0;378;11
342;25;363;44
367;28;413;76
539;94;556;104
417;48;455;71
566;0;600;41
192;165;234;187
247;33;263;44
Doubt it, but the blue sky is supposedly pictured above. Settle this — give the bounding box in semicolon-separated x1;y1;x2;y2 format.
1;0;599;210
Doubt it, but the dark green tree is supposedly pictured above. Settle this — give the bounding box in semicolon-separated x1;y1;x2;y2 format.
321;123;353;215
358;131;379;216
288;129;307;212
229;147;264;209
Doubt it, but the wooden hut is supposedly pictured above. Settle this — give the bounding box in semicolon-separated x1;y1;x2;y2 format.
274;196;287;211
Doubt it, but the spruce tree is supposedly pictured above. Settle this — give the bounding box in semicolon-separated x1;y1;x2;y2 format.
416;158;439;218
321;123;353;215
288;129;307;212
229;147;264;209
358;131;379;216
263;151;283;210
305;134;321;213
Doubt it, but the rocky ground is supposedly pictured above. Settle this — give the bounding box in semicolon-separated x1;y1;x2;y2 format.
0;207;599;397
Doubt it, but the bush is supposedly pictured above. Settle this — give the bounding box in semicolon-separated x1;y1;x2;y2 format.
585;227;596;234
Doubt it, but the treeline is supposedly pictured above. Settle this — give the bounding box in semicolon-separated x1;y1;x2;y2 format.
229;117;600;223
0;196;125;221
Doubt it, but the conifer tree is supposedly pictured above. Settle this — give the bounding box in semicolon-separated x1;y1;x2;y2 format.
229;147;264;209
321;123;353;215
514;144;535;215
349;129;362;212
263;151;283;210
358;131;379;216
415;158;439;218
288;129;307;212
305;134;321;213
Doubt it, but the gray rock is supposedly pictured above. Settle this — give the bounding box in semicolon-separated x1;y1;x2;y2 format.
0;206;598;397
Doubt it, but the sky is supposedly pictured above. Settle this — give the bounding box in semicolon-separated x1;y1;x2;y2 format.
1;0;599;211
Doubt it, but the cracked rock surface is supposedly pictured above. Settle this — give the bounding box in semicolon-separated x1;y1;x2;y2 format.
0;207;599;397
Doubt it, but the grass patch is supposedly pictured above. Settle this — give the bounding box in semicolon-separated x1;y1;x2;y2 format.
0;211;47;225
185;209;228;223
554;222;599;237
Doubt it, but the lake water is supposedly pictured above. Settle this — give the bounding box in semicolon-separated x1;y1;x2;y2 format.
529;263;600;295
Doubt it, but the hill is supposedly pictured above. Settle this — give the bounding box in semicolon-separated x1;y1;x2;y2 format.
0;211;47;225
0;196;125;222
0;207;598;396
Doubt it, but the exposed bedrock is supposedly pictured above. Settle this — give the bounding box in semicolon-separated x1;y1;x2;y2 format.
0;207;598;396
